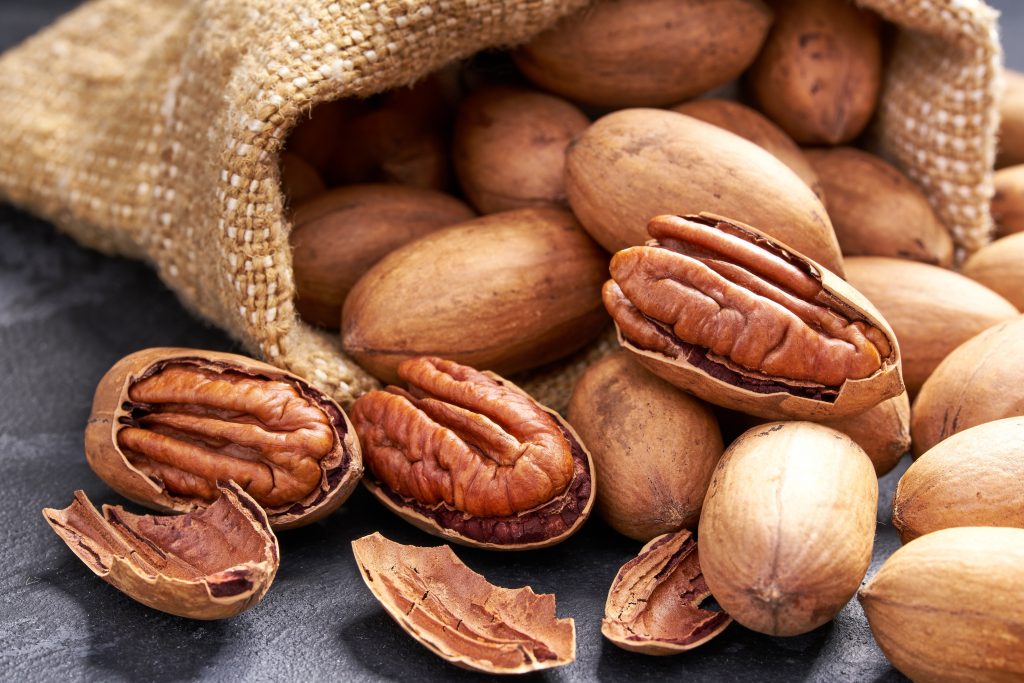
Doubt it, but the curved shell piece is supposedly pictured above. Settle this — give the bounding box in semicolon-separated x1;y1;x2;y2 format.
42;482;279;620
351;532;575;674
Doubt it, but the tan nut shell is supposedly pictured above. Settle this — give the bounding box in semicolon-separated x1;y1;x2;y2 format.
805;147;953;267
961;232;1024;310
84;347;363;530
671;98;823;200
698;422;878;636
997;69;1024;169
290;184;475;328
911;316;1024;457
601;531;732;654
512;0;773;108
43;483;279;620
352;532;575;673
362;371;597;551
991;164;1024;237
859;527;1024;683
894;417;1024;543
567;351;723;541
453;86;588;214
565;108;843;273
280;153;325;205
341;207;609;385
615;215;902;421
817;392;910;477
748;0;881;145
845;257;1019;396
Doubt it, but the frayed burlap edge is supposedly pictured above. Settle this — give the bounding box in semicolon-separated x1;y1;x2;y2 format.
0;0;1003;412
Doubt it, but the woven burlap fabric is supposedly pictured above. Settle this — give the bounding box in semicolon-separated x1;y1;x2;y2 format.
0;0;1003;412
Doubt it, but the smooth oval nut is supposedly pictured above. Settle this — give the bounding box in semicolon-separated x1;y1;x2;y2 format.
698;421;878;636
453;85;588;214
512;0;773;108
894;417;1024;543
672;98;823;200
962;233;1024;311
604;214;902;420
601;530;732;655
805;147;953;266
859;527;1024;682
350;357;596;550
565;108;843;273
817;392;910;477
341;206;609;384
991;164;1024;237
290;184;475;329
43;483;279;620
845;257;1019;396
85;348;364;530
352;532;576;673
911;315;1024;457
997;68;1024;169
748;0;881;144
567;351;723;541
280;152;325;205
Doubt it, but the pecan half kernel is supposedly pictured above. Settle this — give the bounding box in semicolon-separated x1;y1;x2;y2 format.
86;348;363;529
351;357;595;549
603;214;902;418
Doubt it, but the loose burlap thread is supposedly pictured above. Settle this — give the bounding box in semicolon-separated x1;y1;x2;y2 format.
0;0;1003;411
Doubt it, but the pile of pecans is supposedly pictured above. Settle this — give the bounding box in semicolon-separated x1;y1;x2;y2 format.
44;0;1024;679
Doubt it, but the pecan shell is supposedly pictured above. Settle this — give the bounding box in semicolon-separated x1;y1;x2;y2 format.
605;214;903;419
85;348;363;529
42;482;279;620
350;357;595;549
602;530;731;655
352;532;576;673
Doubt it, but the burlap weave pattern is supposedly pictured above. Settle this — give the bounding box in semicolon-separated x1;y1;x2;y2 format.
0;0;1003;412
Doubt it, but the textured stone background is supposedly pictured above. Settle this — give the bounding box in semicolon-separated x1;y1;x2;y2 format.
1;2;1019;680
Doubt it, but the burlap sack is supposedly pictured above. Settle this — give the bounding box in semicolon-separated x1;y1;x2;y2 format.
0;0;1003;412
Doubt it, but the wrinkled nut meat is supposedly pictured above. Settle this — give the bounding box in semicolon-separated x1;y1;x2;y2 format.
602;530;732;655
352;532;576;674
43;482;279;620
85;348;363;530
350;357;595;549
604;214;902;420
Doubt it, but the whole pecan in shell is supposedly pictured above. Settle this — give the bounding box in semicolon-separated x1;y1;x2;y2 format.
604;213;902;420
85;348;363;530
351;357;595;549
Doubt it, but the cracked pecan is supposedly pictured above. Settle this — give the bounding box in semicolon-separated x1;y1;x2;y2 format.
85;348;363;529
350;357;595;549
604;213;902;419
352;532;575;673
602;530;731;655
42;481;278;620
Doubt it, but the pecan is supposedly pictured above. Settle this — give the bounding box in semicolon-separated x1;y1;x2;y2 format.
350;357;595;549
85;348;363;529
602;530;731;654
42;482;279;620
352;532;576;674
604;214;903;419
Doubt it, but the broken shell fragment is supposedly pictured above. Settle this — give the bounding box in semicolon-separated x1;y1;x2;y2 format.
42;482;279;620
604;213;903;419
602;530;732;655
350;357;596;549
351;532;575;674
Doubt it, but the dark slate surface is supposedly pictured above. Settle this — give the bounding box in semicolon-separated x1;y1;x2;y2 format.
1;2;1018;681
